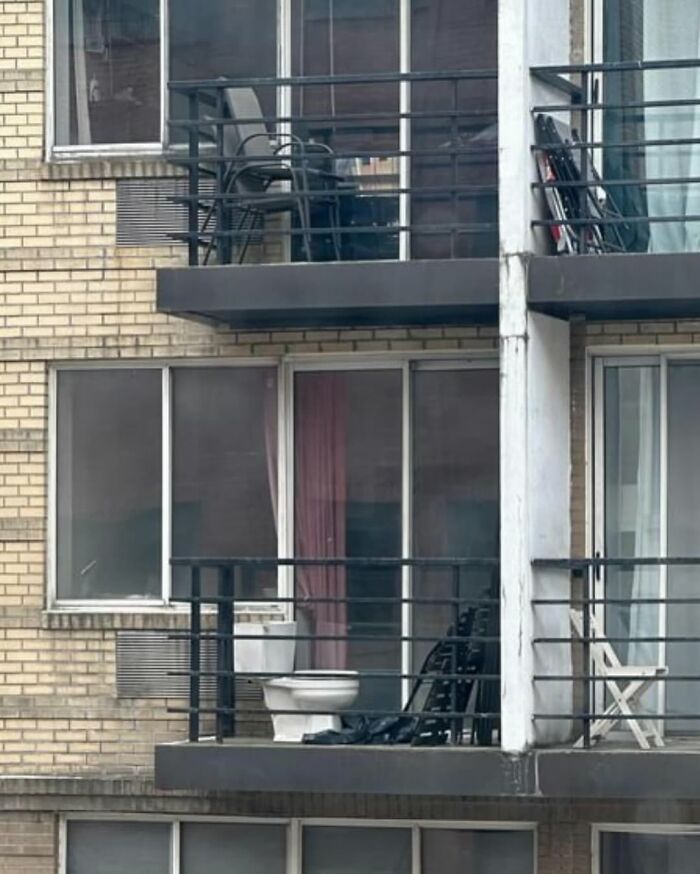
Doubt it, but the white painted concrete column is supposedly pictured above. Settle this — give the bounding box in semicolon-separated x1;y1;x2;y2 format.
499;0;535;755
498;0;572;753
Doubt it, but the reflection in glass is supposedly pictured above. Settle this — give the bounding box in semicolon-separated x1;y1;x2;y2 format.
422;829;533;874
303;827;411;874
56;370;162;600
601;831;700;874
294;370;402;711
181;822;286;874
604;365;661;702
172;367;278;600
54;0;160;146
66;821;170;874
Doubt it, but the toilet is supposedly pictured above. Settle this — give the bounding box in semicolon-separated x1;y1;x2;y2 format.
235;620;359;742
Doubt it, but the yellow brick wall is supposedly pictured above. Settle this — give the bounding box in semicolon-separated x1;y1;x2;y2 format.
0;0;499;777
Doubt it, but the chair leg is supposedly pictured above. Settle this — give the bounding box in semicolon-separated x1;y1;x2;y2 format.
238;210;261;264
296;198;313;263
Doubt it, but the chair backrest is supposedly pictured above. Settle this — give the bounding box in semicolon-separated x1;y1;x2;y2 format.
223;87;274;161
570;608;623;672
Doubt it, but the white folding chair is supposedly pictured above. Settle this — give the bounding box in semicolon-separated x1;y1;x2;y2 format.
570;608;668;750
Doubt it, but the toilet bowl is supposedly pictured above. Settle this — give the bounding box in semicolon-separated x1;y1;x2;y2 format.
262;670;360;743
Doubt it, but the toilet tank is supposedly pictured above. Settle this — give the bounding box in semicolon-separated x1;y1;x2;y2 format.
262;621;297;675
233;623;265;674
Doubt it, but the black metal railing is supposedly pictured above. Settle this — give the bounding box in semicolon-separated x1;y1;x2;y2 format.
167;557;500;747
531;58;700;255
166;70;498;266
534;557;700;748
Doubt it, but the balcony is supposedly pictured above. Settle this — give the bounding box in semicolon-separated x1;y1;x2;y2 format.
531;557;700;799
155;556;514;795
529;58;700;320
156;71;499;329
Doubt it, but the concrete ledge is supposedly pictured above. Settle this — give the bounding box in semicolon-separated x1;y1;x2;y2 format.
530;252;700;320
155;743;534;796
156;259;499;329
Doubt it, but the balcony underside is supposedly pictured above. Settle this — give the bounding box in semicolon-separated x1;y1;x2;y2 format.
530;252;700;321
155;741;700;799
156;259;499;329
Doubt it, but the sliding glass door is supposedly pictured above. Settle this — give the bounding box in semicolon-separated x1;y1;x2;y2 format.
597;0;700;252
597;357;700;733
292;362;499;717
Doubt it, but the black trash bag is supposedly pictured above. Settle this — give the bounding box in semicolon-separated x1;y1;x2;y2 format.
302;716;369;745
302;714;418;746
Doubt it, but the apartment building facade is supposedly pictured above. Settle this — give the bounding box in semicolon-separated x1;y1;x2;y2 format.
2;0;700;871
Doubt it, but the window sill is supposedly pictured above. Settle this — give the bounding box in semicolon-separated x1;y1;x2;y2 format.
40;154;181;182
41;605;284;631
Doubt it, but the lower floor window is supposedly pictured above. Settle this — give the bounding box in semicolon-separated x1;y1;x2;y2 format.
600;829;700;874
53;360;499;605
64;819;534;874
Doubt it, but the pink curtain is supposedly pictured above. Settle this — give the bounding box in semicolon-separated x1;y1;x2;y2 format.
294;373;348;670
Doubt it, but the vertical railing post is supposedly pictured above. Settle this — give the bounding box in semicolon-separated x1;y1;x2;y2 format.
582;564;592;749
188;90;200;266
216;564;236;742
578;70;590;255
450;563;462;744
188;565;201;743
215;87;229;264
450;77;459;259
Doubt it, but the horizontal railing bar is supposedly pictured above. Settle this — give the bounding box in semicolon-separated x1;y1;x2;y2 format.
532;176;700;190
534;713;700;720
536;215;700;227
531;57;700;75
169;109;498;128
168;146;498;164
172;185;498;202
172;557;499;567
168;670;502;680
170;596;500;606
167;632;501;643
169;706;501;719
532;97;700;113
535;675;700;681
534;598;700;605
169;69;499;91
172;224;498;241
533;557;700;568
533;135;700;151
535;636;700;643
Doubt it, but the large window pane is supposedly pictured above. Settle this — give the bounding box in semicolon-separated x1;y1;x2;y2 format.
172;367;278;599
294;370;402;710
412;368;500;737
411;0;498;259
66;821;170;874
291;0;400;262
181;822;286;874
604;366;661;675
422;829;533;874
56;370;162;600
601;831;700;874
303;826;411;874
667;363;700;731
54;0;160;146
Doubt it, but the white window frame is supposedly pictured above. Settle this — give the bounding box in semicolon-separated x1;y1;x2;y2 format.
58;813;537;874
48;352;498;613
590;348;700;734
593;824;700;874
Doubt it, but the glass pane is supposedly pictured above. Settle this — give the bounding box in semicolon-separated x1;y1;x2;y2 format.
54;0;160;146
169;0;278;119
181;822;286;874
294;370;402;712
411;0;498;259
291;0;400;262
56;370;162;600
66;821;169;874
412;368;500;739
303;826;411;874
601;832;700;874
422;829;533;874
603;1;700;253
604;366;661;679
172;368;278;600
667;363;700;731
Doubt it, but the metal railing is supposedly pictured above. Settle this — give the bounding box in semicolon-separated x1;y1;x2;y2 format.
531;58;700;255
167;557;500;747
166;70;498;266
534;557;700;748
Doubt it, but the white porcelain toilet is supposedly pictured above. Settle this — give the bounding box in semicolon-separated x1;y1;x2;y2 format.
262;669;360;742
237;620;359;742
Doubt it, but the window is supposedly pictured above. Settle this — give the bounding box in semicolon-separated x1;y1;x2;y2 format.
53;0;161;147
599;828;700;874
63;819;534;874
595;356;700;732
52;360;498;611
66;820;170;874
